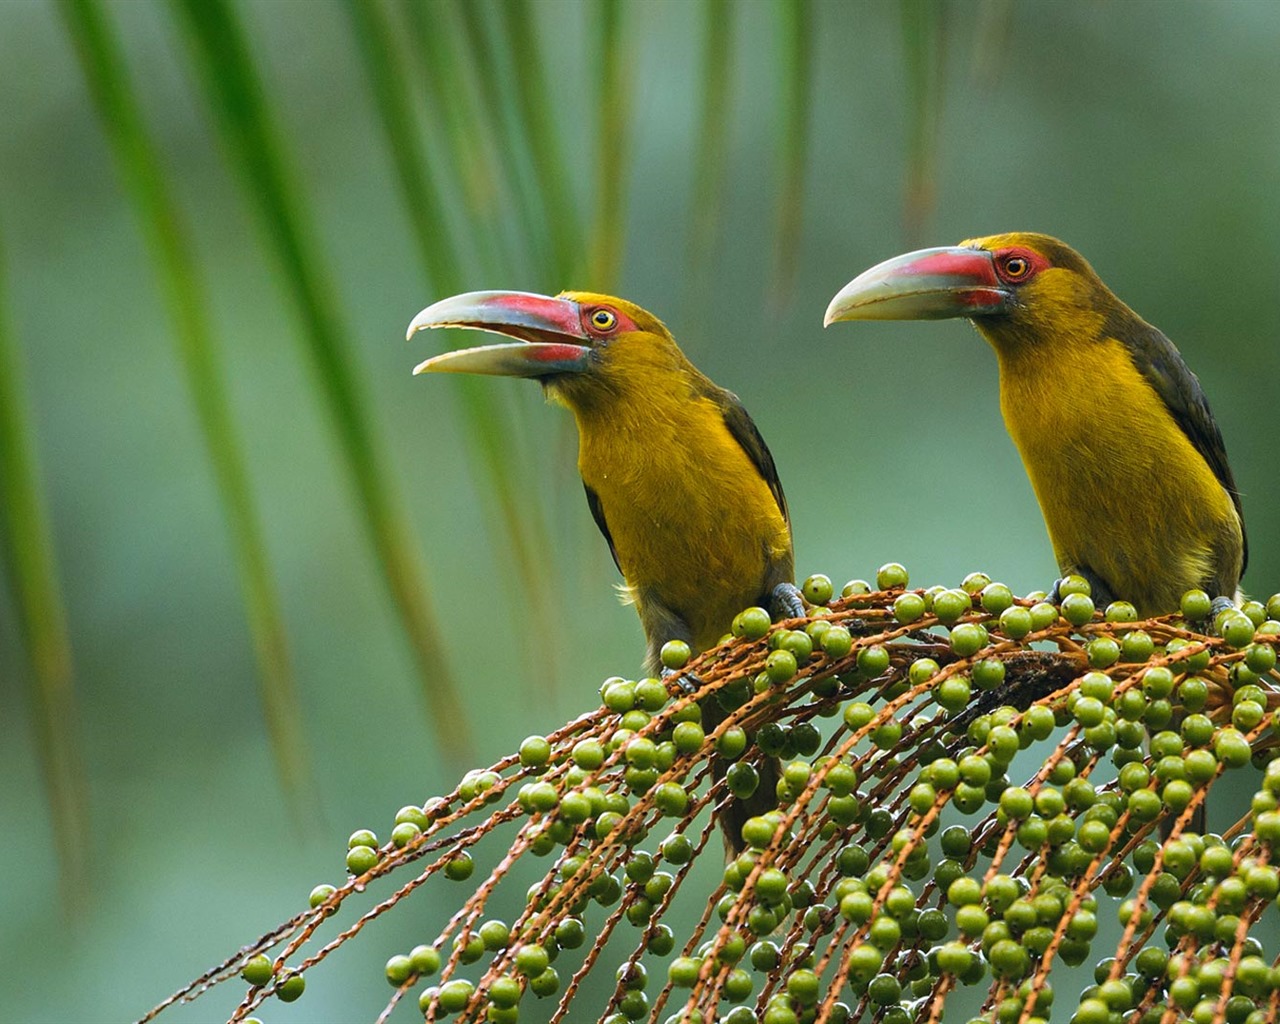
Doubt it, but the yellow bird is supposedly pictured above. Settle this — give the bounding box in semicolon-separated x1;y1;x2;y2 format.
408;290;803;850
825;233;1245;617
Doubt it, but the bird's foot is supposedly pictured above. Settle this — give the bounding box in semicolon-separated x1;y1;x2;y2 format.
1048;571;1114;609
1209;596;1236;620
770;582;805;621
661;665;703;695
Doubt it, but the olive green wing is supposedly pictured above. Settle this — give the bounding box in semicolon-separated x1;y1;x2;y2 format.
1125;322;1247;572
713;386;791;526
583;483;622;574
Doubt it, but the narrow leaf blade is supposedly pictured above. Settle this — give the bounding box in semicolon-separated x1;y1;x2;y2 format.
344;0;565;695
686;0;735;294
587;0;632;290
0;230;87;902
900;0;947;243
771;0;814;301
170;0;473;765
61;0;316;808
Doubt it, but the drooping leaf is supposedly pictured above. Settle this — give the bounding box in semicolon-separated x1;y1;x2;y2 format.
495;0;585;287
586;0;632;291
450;0;556;284
685;0;735;301
398;0;522;280
0;228;87;902
61;0;315;810
900;0;947;244
970;0;1015;90
771;0;814;301
345;0;564;695
169;0;473;765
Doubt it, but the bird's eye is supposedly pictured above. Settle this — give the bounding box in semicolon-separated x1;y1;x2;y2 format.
589;309;618;332
1003;255;1031;279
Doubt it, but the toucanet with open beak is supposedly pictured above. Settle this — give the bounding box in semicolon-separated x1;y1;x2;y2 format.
409;289;805;854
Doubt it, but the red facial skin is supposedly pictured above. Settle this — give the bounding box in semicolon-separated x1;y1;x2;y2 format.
990;246;1051;286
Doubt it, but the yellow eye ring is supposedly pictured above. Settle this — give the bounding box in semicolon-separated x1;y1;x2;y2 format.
590;309;617;331
1004;256;1030;279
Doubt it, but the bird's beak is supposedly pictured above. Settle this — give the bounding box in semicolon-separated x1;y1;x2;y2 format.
823;247;1012;326
406;290;593;377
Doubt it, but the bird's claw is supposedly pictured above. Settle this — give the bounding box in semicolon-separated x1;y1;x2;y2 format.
661;665;703;695
1209;596;1236;620
770;582;805;621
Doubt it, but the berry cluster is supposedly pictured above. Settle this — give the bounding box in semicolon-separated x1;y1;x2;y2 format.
146;570;1280;1024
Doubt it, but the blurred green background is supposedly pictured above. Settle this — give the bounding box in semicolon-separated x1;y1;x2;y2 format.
1;0;1278;1020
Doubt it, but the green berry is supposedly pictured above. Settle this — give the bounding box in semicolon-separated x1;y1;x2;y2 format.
308;883;336;909
519;735;551;767
437;979;474;1012
1220;613;1256;648
999;605;1033;639
1029;602;1059;630
391;821;421;848
385;954;414;986
893;592;926;624
876;563;909;590
1060;593;1095;626
802;574;833;605
668;956;700;987
933;589;972;625
409;944;440;975
732;609;768;640
276;973;305;1002
514;943;549;977
972;658;1005;690
241;954;273;987
394;805;429;830
765;649;797;683
661;640;691;670
950;622;988;657
572;739;605;770
857;644;891;677
443;850;474;881
1181;590;1212;620
1087;636;1120;668
653;782;688;817
1058;575;1091;597
726;761;759;799
821;625;853;659
1121;630;1154;662
843;701;874;731
346;845;379;875
478;919;510;950
602;681;636;712
979;582;1013;614
672;720;705;754
1105;601;1137;623
716;726;748;760
635;677;668;711
779;630;813;665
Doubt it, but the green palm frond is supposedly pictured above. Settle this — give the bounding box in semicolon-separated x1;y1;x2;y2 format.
169;0;473;765
900;0;947;243
587;0;632;291
61;0;316;812
495;0;585;288
0;229;87;901
772;0;814;301
345;0;566;696
686;0;735;300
